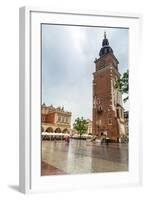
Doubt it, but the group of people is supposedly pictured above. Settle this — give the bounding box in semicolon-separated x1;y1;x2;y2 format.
64;135;70;143
52;133;110;144
91;133;110;145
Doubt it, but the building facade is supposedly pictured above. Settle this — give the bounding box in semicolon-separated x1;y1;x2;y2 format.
124;111;129;136
86;119;92;134
92;32;126;142
41;103;72;133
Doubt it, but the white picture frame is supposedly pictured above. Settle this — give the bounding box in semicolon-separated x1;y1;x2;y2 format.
19;6;142;194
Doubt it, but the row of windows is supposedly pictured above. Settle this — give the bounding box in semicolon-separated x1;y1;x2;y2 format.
57;115;70;124
108;118;112;125
97;118;113;126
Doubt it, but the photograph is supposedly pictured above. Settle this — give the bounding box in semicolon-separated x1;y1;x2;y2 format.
41;24;129;176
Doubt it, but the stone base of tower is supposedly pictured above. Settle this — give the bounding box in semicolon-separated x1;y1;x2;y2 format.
92;110;126;143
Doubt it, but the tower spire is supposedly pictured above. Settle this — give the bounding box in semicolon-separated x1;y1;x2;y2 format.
99;32;113;57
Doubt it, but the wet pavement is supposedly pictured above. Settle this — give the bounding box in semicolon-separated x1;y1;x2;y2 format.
41;139;128;176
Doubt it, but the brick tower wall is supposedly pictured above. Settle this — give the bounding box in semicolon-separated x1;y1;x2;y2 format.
92;54;120;141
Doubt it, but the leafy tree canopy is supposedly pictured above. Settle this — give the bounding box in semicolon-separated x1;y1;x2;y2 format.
115;70;129;102
73;117;88;137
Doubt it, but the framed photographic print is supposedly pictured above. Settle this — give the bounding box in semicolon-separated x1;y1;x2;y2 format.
19;7;142;193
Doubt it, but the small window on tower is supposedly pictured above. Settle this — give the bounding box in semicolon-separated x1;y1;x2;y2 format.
108;118;112;125
117;109;120;118
96;98;100;105
97;105;102;113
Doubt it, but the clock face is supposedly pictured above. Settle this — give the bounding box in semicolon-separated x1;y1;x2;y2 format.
99;60;105;68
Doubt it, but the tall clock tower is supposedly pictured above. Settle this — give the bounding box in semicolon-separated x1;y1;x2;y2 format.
92;32;126;142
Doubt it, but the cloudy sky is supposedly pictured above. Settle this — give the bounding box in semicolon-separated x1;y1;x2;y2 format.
42;24;128;125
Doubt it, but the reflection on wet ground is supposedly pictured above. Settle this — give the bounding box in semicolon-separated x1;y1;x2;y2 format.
41;139;128;176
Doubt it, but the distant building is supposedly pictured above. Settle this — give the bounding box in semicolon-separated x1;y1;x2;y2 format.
41;103;72;133
86;119;92;134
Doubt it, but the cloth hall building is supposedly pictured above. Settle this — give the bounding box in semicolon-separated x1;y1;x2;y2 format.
41;103;72;133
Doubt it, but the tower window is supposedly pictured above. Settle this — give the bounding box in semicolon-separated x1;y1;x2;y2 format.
108;118;112;125
117;109;120;118
97;106;102;113
96;98;100;105
104;48;107;54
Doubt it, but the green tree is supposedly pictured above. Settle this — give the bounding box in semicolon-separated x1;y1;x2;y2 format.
73;117;88;138
115;70;129;102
